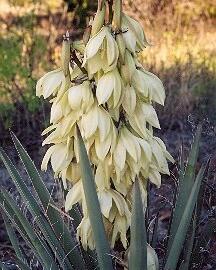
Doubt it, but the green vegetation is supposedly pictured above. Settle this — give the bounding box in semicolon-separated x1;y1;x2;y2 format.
0;126;213;269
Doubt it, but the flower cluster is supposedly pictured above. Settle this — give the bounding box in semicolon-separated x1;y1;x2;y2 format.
36;0;174;250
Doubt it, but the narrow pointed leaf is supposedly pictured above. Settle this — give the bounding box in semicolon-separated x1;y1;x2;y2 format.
129;179;147;270
11;133;85;269
179;214;196;270
165;164;206;270
0;192;36;253
0;149;72;270
77;126;113;270
14;258;31;270
2;212;26;264
167;125;202;251
0;190;58;270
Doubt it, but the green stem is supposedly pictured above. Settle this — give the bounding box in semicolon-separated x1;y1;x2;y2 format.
71;49;87;75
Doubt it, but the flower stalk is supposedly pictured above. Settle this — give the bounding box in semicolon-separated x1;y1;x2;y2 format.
36;0;174;251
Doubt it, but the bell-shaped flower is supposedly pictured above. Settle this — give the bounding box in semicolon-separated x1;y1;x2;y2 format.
114;127;142;171
68;81;94;112
96;68;122;108
150;137;174;175
65;180;83;212
121;14;149;54
36;68;65;99
81;103;113;142
132;69;165;105
49;89;72;124
127;101;160;139
41;141;74;176
77;217;94;250
120;50;136;85
122;84;137;115
83;26;119;75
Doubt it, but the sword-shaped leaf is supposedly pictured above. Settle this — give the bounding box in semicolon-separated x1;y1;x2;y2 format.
11;132;85;269
0;190;57;270
2;212;26;264
167;125;202;252
129;179;147;270
165;164;206;270
76;126;113;270
0;149;72;270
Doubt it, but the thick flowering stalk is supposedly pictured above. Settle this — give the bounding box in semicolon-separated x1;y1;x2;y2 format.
36;0;174;250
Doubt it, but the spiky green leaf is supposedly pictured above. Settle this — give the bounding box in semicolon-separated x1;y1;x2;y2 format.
11;132;85;269
2;212;26;264
0;190;57;270
167;125;202;252
76;126;113;270
165;164;206;270
0;149;72;270
129;179;147;270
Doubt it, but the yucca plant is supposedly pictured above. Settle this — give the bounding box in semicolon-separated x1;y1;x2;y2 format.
0;0;212;269
0;125;210;269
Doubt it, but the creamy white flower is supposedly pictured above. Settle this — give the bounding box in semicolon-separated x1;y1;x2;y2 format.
65;180;83;212
68;81;94;112
120;50;136;85
41;142;73;174
81;103;113;141
83;26;119;75
77;217;94;250
121;14;149;54
38;8;174;251
122;84;137;114
36;68;65;98
96;68;122;108
132;69;165;105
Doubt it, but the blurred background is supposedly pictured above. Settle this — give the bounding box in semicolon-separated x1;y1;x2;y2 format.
0;0;215;151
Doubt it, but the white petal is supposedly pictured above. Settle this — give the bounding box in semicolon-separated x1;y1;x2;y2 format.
65;181;83;212
95;133;111;160
122;29;136;54
114;138;126;170
81;105;98;139
68;85;83;110
143;70;165;105
43;69;64;99
50;143;72;172
122;85;136;114
85;27;107;60
41;124;57;136
142;103;160;129
139;139;152;161
132;69;148;97
106;32;119;67
149;168;161;187
96;72;114;105
41;145;55;171
113;70;122;108
50;102;62;123
121;128;138;162
97;108;111;141
97;190;112;218
86;54;104;75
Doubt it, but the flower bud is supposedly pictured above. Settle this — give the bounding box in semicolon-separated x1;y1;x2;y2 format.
120;50;136;84
61;39;71;77
91;1;106;36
